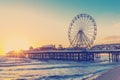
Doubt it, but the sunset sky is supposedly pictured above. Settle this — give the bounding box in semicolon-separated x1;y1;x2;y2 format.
0;0;120;54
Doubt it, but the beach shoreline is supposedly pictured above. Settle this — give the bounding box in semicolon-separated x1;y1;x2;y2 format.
82;65;120;80
83;71;105;80
92;66;120;80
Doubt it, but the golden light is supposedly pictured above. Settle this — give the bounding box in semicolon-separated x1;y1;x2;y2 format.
4;38;30;53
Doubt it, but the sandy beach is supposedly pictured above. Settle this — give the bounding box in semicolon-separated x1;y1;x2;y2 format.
95;66;120;80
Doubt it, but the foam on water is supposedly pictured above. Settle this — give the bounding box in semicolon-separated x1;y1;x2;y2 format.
0;57;119;80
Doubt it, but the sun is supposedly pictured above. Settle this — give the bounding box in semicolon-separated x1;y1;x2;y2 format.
4;38;30;53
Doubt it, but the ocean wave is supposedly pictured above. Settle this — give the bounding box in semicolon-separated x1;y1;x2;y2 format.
34;73;91;80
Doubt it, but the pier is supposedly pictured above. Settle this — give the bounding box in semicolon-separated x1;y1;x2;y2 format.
23;14;120;62
24;50;120;62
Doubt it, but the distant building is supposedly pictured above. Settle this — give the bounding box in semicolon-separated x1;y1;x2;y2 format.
29;46;34;50
30;45;56;51
58;44;64;50
39;45;56;50
92;43;120;50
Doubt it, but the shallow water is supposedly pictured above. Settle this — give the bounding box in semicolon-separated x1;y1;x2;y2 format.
0;57;119;80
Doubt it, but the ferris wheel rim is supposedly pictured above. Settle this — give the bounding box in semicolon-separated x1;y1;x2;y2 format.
68;13;97;49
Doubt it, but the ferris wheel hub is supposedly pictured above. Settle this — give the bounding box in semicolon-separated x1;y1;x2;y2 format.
78;30;83;33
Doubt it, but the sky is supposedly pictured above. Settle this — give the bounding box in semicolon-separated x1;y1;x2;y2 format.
0;0;120;54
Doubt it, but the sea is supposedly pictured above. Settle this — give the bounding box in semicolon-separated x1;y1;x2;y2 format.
0;56;120;80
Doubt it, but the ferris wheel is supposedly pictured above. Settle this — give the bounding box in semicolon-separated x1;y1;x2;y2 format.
68;14;97;49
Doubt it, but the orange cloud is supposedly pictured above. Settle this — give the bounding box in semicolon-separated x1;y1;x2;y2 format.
96;36;120;45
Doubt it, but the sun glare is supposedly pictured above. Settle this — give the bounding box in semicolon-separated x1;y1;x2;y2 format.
4;38;30;53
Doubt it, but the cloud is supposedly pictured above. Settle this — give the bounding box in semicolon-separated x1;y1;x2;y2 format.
113;22;120;28
96;36;120;44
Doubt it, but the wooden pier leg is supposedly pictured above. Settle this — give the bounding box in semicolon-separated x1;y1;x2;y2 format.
78;53;79;61
111;53;113;62
116;53;118;62
109;53;111;62
81;53;83;61
57;53;59;60
70;53;71;60
67;53;68;60
71;53;73;60
65;53;66;60
85;53;87;61
92;53;94;62
79;53;81;61
56;53;58;60
113;54;115;62
43;53;44;59
87;53;90;61
89;53;91;61
86;53;88;61
77;53;79;61
73;53;75;61
118;53;120;61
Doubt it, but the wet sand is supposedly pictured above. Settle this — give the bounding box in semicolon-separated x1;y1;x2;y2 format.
95;66;120;80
